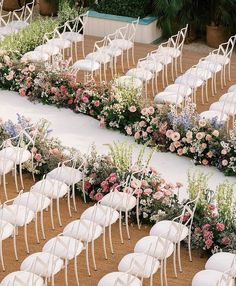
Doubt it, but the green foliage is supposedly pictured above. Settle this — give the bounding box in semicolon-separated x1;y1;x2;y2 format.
0;17;58;55
89;0;152;18
58;0;86;24
187;170;210;201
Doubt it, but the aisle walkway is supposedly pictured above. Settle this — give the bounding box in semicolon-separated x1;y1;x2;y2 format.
1;90;235;198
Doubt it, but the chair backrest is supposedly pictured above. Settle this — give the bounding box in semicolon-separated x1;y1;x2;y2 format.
216;255;236;286
0;11;11;27
176;24;188;51
7;272;43;286
127;17;140;43
113;271;140;286
23;0;35;23
219;35;236;60
93;36;108;53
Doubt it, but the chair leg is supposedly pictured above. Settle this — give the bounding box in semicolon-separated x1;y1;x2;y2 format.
19;163;24;190
132;46;135;65
2;174;8;200
65;260;69;286
103;228;108;260
173;244;177;278
67;190;72;218
121;52;124;73
50;199;55;230
174;57;178;76
14;166;19;193
56;198;62;227
13;229;18;261
177;242;183;272
108;224;114;254
34;213;40;243
72;184;77;212
119;213;124;244
91;239;97;270
228;62;231;81
0;240;5;271
136;202;141;230
82;41;85;58
85;243;91;276
24;223;30;254
188;234;192;262
40;210;46;240
74;256;80;286
125;210;130;240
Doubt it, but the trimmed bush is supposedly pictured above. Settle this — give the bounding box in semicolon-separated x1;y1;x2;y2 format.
89;0;152;18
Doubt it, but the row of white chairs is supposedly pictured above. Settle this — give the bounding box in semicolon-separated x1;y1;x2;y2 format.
115;24;189;97
97;190;201;286
21;12;89;65
192;252;236;286
0;0;35;40
154;35;236;107
0;171;144;286
200;84;236;130
71;17;140;82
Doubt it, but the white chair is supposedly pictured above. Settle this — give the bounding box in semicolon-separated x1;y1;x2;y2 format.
63;218;103;276
109;18;140;68
0;12;12;39
42;234;84;286
0;219;15;271
118;252;160;286
13;191;51;242
47;156;85;212
0;128;38;192
134;236;174;286
20;252;64;286
137;54;164;93
228;84;236;93
7;0;35;32
192;269;234;286
0;271;44;286
100;173;142;244
34;44;60;64
205;35;236;86
150;193;201;277
80;203;119;259
60;12;89;60
21;50;50;64
0;157;14;200
31;176;70;228
97;271;142;286
0;198;35;255
86;36;112;81
154;90;184;107
205;252;236;278
126;67;154;97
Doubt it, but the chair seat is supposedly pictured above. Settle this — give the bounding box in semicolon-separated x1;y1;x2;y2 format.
97;272;142;286
0;219;14;240
100;192;137;211
47;166;82;185
205;252;236;277
81;205;119;227
228;84;236;93
35;44;60;56
72;59;100;72
0;205;34;226
164;83;192;97
100;46;122;57
206;54;230;65
154;92;184;105
31;178;69;199
115;76;143;89
197;60;222;73
175;75;204;88
0;271;44;286
126;68;153;81
137;60;163;73
0;147;31;164
109;39;133;50
200;110;228;122
60;32;84;42
63;219;103;242
186;67;212;80
118;253;160;279
47;38;71;49
150;220;188;243
210;102;236;116
0;158;14;175
8;20;28;30
219;92;236;104
134;236;174;259
21;51;49;63
86;52;111;64
43;236;84;260
148;53;172;65
13;192;51;212
20;252;64;278
192;270;234;286
158;47;181;58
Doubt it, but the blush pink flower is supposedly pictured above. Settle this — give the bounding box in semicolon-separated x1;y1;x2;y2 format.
221;236;231;245
101;180;109;192
84;181;91;190
34;153;42;161
95;192;103;201
129;106;137;112
166;129;174;138
196;132;205;140
216;223;225;232
147;106;155;115
146;126;153;133
194;227;202;234
206;134;212;141
177;148;184;156
19;88;26;97
207;151;213;158
153;191;164;200
205;239;213;249
202;159;209;165
134;132;140;140
144;188;152;195
169;143;175;152
81;95;89;103
108;173;117;183
221;149;228;155
141;108;148;116
212;130;219;137
94;100;100;107
171;132;181;142
222;159;228;166
139;121;146;128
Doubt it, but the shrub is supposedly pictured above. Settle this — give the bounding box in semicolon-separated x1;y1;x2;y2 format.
89;0;152;18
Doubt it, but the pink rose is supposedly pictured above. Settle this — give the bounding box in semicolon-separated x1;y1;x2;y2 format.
212;130;219;137
206;134;212;141
81;95;89;103
190;146;195;153
166;129;174;138
201;143;207;149
177;148;184;156
221;149;228;155
84;181;91;190
139;121;146;128
147;106;155;115
144;188;152;195
205;239;213;249
108;173;117;183
202;224;210;230
196;132;205;140
208;204;216;211
141;180;148;187
221;236;231;245
174;141;181;148
94;100;100;107
34;153;42;161
164;189;172;196
129;106;137;112
153;191;164;200
100;180;109;192
95;192;103;201
216;223;225;232
198;119;206;127
202;159;209;166
19;88;26;97
203;230;211;239
134;132;140;140
126;126;132;135
171;132;180;142
169;143;175;152
141;108;148;116
186;130;193;139
194;227;202;234
142;131;148;138
146;126;153;133
207;151;213;158
222;159;228;166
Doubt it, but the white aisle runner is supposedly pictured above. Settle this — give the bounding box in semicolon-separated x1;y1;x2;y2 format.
0;89;235;198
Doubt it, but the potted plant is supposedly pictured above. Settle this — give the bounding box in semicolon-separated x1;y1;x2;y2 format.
206;0;236;48
39;0;59;16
